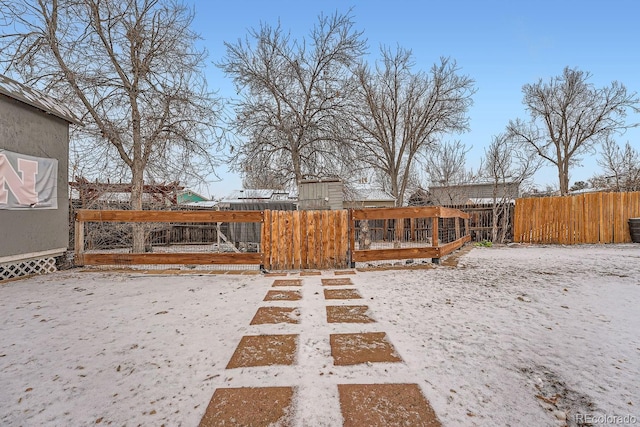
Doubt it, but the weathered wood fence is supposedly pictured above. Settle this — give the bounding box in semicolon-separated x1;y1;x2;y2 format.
263;210;349;270
513;192;640;244
75;206;471;269
75;210;263;266
350;207;471;263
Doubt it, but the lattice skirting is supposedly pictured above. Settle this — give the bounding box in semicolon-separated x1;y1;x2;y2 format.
0;257;57;281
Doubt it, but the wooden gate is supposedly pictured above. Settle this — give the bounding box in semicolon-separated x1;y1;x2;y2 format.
262;210;349;270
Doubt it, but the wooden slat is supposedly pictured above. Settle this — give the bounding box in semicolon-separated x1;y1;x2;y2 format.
277;210;287;270
352;206;440;220
439;207;471;219
307;210;316;269
263;210;272;269
76;209;263;223
283;211;293;269
353;247;440;262
338;210;348;268
292;211;301;270
439;235;472;257
300;210;308;269
348;210;355;265
327;211;336;268
82;252;262;265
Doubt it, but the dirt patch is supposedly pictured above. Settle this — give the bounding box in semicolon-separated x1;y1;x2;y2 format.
264;290;302;301
330;332;402;365
324;289;362;300
226;335;298;368
300;271;321;276
326;305;375;323
338;383;441;427
272;279;302;287
321;278;353;286
199;386;293;427
441;244;474;267
334;270;356;275
250;307;300;325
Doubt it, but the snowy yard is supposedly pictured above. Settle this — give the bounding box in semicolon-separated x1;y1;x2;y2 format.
1;244;639;426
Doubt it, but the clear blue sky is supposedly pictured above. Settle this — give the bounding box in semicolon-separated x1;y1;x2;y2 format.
189;0;640;198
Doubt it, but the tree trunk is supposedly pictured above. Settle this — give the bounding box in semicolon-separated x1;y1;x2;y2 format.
130;162;146;253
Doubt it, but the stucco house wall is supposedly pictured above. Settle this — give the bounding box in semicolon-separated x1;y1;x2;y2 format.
0;75;77;272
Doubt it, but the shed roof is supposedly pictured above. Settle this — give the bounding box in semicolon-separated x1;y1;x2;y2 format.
0;74;81;125
221;188;297;203
346;184;396;202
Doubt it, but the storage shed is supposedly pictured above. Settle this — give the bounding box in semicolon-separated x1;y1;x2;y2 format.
297;179;343;210
0;74;80;280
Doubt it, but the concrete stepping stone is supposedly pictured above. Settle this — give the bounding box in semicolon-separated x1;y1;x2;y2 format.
326;305;375;323
272;279;302;287
334;270;356;275
264;290;302;301
321;278;353;286
324;288;362;300
338;383;441;427
226;334;297;368
330;332;402;365
300;270;321;276
199;386;294;427
250;307;300;325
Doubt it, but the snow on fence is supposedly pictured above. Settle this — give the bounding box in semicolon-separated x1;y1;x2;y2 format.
513;191;640;244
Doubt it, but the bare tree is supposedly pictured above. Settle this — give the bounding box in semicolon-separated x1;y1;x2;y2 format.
350;48;475;206
218;11;366;186
483;134;541;242
424;140;477;205
507;67;640;195
590;139;640;191
0;0;223;252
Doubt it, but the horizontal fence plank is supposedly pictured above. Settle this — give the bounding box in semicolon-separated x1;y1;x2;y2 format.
438;235;472;257
76;209;264;223
439;207;471;219
82;252;262;265
352;206;440;220
353;247;440;262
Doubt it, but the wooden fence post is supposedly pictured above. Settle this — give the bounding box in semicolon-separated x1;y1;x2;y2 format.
74;215;85;266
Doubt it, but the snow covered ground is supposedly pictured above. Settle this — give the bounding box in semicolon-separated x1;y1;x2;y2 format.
1;244;639;426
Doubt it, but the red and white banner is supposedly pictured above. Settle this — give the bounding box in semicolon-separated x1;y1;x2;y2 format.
0;149;58;209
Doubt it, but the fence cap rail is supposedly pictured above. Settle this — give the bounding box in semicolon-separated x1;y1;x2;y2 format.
352;206;470;220
75;209;264;223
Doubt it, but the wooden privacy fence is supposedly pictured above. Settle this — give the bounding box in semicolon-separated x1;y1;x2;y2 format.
513;192;640;244
350;206;471;264
262;210;349;270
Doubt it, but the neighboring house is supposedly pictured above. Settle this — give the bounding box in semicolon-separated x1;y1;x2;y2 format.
1;74;80;280
217;188;297;211
343;184;396;209
427;181;520;206
177;189;209;204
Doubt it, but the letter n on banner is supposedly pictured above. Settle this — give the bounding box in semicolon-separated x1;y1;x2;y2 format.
0;150;58;209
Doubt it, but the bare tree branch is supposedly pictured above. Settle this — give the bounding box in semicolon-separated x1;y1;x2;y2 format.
350;49;475;206
507;67;640;195
218;10;366;187
1;0;224;251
